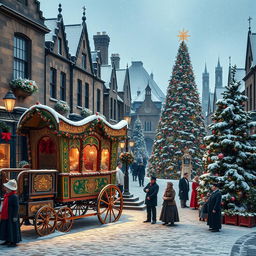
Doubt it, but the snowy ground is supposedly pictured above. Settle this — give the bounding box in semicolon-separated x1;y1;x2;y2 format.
0;176;254;256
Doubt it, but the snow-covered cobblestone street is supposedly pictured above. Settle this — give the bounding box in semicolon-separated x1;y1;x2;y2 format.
0;177;254;256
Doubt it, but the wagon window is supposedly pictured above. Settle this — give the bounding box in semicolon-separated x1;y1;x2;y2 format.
69;147;80;172
83;145;98;171
0;144;10;168
101;149;110;170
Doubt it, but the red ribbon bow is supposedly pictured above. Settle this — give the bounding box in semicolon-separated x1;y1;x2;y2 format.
1;132;11;141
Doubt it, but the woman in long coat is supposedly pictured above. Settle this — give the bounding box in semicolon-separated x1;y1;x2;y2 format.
190;176;199;209
160;182;179;226
0;179;21;246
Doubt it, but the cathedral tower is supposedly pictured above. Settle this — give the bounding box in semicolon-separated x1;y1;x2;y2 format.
202;64;209;116
215;58;223;88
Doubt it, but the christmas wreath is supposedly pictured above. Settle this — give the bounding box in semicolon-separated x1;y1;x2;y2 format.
119;152;134;164
0;121;11;141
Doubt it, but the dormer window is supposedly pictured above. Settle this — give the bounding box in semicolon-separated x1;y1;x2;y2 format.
58;37;62;55
82;54;87;69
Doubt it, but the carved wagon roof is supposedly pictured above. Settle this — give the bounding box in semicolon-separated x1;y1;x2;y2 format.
17;104;127;137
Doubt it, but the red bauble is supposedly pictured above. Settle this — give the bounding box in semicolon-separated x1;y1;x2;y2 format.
212;130;216;134
221;202;224;206
231;197;235;201
182;107;186;111
218;153;224;159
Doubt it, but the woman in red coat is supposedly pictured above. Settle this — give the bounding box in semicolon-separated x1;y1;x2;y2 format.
190;176;199;209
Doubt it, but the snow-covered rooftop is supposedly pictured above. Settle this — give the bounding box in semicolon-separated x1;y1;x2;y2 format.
45;18;58;42
129;61;165;102
250;33;256;67
116;69;126;92
64;24;83;57
234;68;245;92
91;51;100;63
101;65;112;88
18;104;128;131
133;87;161;102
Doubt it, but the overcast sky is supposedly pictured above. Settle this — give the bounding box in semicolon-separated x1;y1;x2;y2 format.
40;0;255;97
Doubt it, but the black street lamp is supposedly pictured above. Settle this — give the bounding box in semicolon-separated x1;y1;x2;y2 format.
121;114;134;197
3;90;16;112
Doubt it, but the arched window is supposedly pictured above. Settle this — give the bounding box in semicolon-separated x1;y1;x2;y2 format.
101;149;110;170
83;145;98;171
13;34;30;79
69;147;80;172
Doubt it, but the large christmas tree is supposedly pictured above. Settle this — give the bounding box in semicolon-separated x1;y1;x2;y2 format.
148;39;205;179
198;66;256;215
132;118;148;161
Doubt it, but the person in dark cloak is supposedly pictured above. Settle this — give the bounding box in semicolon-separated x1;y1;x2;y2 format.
0;179;21;247
207;183;222;232
143;176;159;224
178;173;190;208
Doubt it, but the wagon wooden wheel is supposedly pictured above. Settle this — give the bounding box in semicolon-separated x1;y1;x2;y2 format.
34;206;57;236
71;201;89;216
56;206;74;232
97;184;123;224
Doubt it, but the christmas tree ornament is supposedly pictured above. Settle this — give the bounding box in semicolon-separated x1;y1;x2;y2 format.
218;153;224;159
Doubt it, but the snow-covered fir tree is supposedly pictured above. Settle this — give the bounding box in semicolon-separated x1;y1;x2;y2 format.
148;41;205;179
132;118;148;161
198;66;256;215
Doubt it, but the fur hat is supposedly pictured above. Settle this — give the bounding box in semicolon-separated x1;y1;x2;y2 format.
3;179;17;191
151;176;157;181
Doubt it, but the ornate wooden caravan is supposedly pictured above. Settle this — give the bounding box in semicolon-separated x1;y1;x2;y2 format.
0;105;127;236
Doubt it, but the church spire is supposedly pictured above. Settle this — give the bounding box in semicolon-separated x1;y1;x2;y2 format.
248;16;252;33
204;63;207;73
57;3;62;20
217;57;221;68
82;6;86;23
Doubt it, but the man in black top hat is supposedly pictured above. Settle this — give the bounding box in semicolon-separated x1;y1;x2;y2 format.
143;176;159;224
179;173;190;208
207;183;222;232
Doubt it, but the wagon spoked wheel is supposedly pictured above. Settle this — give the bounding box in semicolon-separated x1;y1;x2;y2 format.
56;207;74;233
34;206;57;236
97;184;123;224
71;202;89;216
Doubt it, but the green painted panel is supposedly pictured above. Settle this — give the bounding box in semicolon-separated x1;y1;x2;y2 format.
83;136;99;148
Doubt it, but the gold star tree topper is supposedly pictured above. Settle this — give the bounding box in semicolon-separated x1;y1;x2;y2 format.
177;29;190;41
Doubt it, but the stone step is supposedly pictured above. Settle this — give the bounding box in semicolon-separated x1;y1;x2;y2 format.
123;194;134;199
123;196;139;202
119;200;144;207
122;204;147;211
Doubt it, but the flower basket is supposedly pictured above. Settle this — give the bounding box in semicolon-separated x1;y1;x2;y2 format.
119;152;134;164
10;78;38;98
224;214;238;226
54;101;70;116
81;108;93;118
238;216;256;228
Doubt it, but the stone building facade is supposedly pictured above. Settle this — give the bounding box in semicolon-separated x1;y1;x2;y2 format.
0;1;129;168
0;0;49;168
244;27;256;111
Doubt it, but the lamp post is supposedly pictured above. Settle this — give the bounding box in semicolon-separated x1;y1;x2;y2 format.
122;113;134;196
